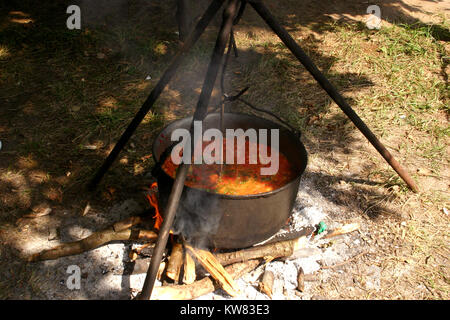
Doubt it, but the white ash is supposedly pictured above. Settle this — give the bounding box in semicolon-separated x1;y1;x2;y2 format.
292;255;322;275
197;201;329;300
363;265;381;291
291;206;327;228
108;199;143;222
255;206;326;246
66;225;92;241
266;261;298;291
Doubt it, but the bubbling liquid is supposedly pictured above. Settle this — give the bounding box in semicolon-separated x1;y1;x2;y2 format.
161;138;296;195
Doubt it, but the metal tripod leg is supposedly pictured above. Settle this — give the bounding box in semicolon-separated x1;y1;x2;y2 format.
88;0;224;191
138;0;241;300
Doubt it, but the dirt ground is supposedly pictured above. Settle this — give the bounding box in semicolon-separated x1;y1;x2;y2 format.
0;0;448;299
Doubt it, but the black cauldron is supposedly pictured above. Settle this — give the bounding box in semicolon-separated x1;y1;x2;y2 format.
152;113;307;249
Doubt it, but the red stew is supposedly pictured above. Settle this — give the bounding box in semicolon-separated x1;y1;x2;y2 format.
161;138;296;195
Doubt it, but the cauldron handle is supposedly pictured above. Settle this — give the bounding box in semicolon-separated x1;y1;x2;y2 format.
237;96;302;139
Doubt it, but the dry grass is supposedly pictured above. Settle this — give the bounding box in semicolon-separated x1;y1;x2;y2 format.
226;16;449;299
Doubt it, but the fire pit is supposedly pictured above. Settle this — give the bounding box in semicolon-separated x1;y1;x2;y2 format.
152;113;308;249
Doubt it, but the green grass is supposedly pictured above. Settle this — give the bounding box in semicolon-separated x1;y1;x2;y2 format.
325;21;449;167
234;19;448;163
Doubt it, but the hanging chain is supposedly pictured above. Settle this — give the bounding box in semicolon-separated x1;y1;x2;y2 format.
211;0;301;138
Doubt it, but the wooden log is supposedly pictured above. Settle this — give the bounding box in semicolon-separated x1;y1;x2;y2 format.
214;235;308;266
322;223;360;239
259;270;274;298
129;250;139;262
28;228;157;262
135;242;153;255
166;242;184;282
297;267;305;292
152;259;260;300
113;216;143;232
128;259;166;280
129;242;154;262
185;244;240;297
182;251;196;285
157;261;167;280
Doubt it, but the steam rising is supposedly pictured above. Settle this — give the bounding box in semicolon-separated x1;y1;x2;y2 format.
77;1;234;246
79;0;139;26
172;188;222;248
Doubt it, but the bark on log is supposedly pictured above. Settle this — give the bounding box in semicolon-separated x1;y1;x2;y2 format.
214;236;307;266
151;259;260;300
28;228;157;262
113;216;144;232
166;242;183;282
135;242;153;255
185;244;240;297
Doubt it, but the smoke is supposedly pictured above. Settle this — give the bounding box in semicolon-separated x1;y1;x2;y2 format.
78;0;135;27
171;187;223;248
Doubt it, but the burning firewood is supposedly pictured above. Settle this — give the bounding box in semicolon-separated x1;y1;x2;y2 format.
28;227;157;262
184;243;240;297
151;259;260;300
258;270;274;298
146;182;163;230
182;251;196;285
166;242;184;282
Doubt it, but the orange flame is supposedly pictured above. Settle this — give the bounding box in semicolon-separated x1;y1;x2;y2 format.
146;182;163;230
